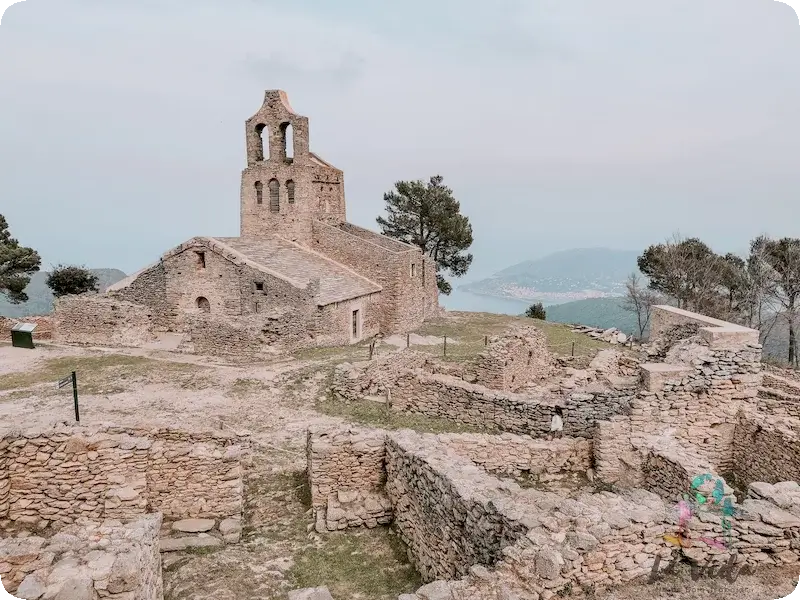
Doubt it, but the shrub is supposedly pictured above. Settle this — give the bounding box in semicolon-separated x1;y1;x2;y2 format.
525;302;546;320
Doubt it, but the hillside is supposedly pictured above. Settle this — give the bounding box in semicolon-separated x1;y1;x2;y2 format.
461;248;640;304
544;296;795;365
545;297;639;335
0;268;127;317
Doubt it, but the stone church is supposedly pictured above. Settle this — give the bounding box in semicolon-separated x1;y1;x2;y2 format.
54;91;440;355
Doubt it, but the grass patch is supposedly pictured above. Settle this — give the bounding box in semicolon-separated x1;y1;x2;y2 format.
316;396;485;434
228;377;270;398
288;528;421;600
411;311;609;362
0;353;200;393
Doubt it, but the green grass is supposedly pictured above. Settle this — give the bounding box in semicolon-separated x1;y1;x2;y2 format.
239;466;420;600
0;353;200;394
412;311;609;361
316;396;485;434
288;528;421;599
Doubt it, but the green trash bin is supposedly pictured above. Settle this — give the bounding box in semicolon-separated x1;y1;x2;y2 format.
10;322;36;349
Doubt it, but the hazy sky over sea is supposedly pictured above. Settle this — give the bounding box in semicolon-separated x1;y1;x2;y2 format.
1;0;799;280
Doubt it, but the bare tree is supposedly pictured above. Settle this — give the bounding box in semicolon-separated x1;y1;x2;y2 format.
754;236;800;365
637;232;722;314
743;236;781;347
623;272;660;339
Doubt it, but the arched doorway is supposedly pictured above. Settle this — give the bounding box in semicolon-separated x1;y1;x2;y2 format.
196;297;210;313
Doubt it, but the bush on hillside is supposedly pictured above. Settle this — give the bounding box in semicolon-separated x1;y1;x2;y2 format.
525;302;546;320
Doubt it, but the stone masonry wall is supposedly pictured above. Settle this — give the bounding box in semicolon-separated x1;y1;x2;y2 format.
109;261;171;331
393;427;800;600
596;325;763;485
466;325;557;392
306;427;392;532
386;431;530;583
390;371;629;439
311;220;435;334
0;514;163;599
52;295;156;347
332;351;433;403
435;433;592;479
733;411;800;487
0;423;245;537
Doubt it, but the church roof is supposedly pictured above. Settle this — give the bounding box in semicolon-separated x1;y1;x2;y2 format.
211;236;382;306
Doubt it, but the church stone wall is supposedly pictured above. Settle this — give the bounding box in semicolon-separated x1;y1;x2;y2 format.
108;261;171;330
52;295;156;347
311;221;435;334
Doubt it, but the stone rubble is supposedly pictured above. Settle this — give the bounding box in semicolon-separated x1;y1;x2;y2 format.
0;514;163;600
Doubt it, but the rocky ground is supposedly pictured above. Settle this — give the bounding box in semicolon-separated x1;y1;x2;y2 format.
1;312;799;599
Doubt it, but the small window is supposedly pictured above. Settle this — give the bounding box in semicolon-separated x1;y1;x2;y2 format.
254;301;261;313
196;251;206;269
255;282;264;292
255;181;263;205
269;179;280;213
196;297;210;313
422;259;426;285
352;309;360;339
411;263;416;277
287;180;295;204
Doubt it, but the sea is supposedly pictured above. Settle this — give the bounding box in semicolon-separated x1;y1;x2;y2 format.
440;288;531;316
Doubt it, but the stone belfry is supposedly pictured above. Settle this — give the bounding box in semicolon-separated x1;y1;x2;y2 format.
239;90;346;245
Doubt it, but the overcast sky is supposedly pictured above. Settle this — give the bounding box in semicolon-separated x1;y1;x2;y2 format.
1;0;799;280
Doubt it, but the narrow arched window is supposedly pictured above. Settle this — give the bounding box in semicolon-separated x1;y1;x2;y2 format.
255;124;269;161
269;179;280;213
286;180;295;204
281;122;294;161
255;181;263;205
196;297;210;313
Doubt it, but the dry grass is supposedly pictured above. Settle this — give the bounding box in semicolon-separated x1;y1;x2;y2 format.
316;396;485;434
0;353;201;395
411;311;609;362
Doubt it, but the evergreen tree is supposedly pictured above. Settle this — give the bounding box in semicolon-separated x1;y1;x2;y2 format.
0;214;41;304
377;175;473;295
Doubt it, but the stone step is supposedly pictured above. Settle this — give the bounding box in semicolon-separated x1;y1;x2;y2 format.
758;386;800;402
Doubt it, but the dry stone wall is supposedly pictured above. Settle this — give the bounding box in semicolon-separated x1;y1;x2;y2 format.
466;326;557;392
0;423;245;540
307;427;391;532
595;323;763;485
386;431;530;583
52;295;156;347
434;433;591;479
391;427;800;600
733;412;800;487
0;514;163;600
390;371;629;439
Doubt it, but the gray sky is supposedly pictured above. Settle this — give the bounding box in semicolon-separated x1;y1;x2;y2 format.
1;0;799;281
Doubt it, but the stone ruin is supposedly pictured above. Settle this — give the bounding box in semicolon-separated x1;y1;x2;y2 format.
0;423;248;599
310;305;800;599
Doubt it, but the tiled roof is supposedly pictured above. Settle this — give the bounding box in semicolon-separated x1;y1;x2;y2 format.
213;236;381;306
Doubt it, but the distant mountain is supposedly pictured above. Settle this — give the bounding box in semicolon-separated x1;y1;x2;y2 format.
460;248;640;304
0;268;127;317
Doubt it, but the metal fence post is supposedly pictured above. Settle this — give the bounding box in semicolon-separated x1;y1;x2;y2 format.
71;371;80;423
